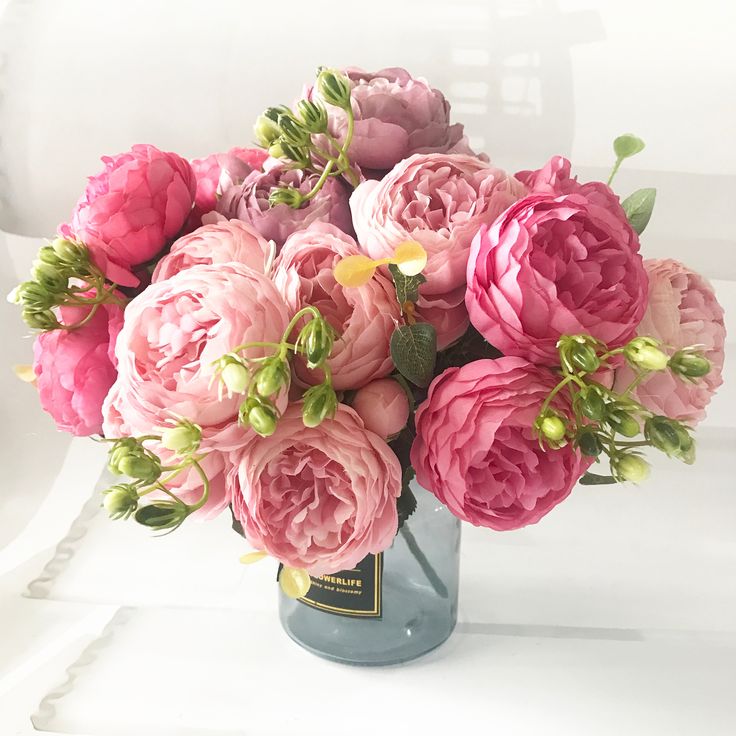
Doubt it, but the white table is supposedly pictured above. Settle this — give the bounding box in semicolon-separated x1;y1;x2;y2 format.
1;1;735;733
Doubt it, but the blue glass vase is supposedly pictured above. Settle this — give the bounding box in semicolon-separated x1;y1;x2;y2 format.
278;482;461;666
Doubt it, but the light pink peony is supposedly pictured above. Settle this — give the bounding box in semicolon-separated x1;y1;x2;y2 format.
152;220;272;282
351;378;410;438
217;158;352;247
60;144;196;287
307;67;475;172
273;223;401;390
351;153;526;348
613;258;726;423
33;298;123;437
186;147;268;229
102;263;290;449
411;357;590;531
227;403;401;575
466;161;648;364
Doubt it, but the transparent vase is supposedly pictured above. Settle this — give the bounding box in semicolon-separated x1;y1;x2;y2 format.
278;482;461;666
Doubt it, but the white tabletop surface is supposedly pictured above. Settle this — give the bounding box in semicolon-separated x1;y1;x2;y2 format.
1;1;735;734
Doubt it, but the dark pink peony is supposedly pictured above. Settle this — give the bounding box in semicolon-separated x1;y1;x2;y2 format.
216;158;352;247
33;298;124;436
466;158;648;363
60;144;196;287
411;357;590;531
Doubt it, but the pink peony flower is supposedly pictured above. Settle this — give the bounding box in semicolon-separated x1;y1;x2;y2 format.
466;162;648;364
216;158;352;247
60;144;196;287
33;298;124;437
351;153;526;348
102;263;290;448
613;258;726;423
351;378;410;438
227;403;401;575
411;357;590;531
186;147;268;229
273;223;401;390
307;67;476;172
152;220;272;282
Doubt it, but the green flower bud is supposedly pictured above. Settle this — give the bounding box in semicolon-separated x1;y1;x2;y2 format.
612;453;650;483
576;428;603;457
577;386;607;421
557;335;602;374
221;362;249;394
297;99;328;133
103;483;139;520
248;403;278;437
16;281;56;311
37;245;62;267
608;409;640;438
268;186;304;209
668;349;711;380
120;454;161;483
278;114;310;147
268;140;286;159
51;238;90;268
317;69;352;109
263;105;292;123
298;318;334;368
161;421;201;456
302;384;338;428
32;260;68;293
255;359;289;397
644;415;695;463
22;308;60;331
253;113;282;148
624;336;669;372
134;502;187;532
539;415;566;442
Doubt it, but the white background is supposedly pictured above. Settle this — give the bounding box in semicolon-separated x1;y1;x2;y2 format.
0;1;734;734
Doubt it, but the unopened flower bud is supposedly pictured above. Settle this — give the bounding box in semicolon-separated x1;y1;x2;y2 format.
668;349;711;380
297;99;328;133
37;245;62;267
253;113;282;148
624;336;669;372
161;421;201;456
16;281;55;311
644;415;695;463
22;308;60;331
255;359;289;397
576;428;603;457
103;483;139;520
557;335;602;374
268;140;286;160
134;502;186;531
540;415;566;442
51;238;89;268
119;454;161;483
278;114;310;147
247;403;278;437
221;362;249;394
299;318;334;368
608;409;640;438
301;384;338;428
317;69;352;109
612;453;650;483
32;260;68;293
578;386;607;421
268;186;304;209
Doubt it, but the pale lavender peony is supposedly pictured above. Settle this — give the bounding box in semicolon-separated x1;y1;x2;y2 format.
308;67;476;172
351;153;526;348
613;258;726;423
216;158;352;247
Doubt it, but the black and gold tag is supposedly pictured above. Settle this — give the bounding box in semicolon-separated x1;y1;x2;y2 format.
297;553;383;618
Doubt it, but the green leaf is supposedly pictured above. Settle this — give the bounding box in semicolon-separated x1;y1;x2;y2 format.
579;472;618;485
397;467;417;530
388;263;426;306
621;188;656;235
613;134;645;160
390;322;437;388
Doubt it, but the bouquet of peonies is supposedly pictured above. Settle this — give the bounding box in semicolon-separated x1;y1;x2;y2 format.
10;67;726;597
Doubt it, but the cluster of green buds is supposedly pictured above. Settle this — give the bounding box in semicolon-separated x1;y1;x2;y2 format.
101;419;208;533
535;334;711;484
212;306;337;438
253;67;358;208
8;237;125;332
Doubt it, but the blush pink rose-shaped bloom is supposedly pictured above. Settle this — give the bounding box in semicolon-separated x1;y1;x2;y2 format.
33;298;124;437
227;403;401;575
351;153;526;348
217;158;352;247
60;144;196;287
411;357;590;531
152;220;272;282
273;223;401;390
351;378;410;438
186;147;268;230
466;174;648;364
613;258;726;423
307;67;475;172
102;263;290;448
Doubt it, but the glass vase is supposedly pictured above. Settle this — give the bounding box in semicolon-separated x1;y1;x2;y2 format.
278;482;461;666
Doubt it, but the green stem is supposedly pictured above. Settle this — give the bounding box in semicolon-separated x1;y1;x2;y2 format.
607;157;623;186
61;303;100;330
300;159;335;203
186;459;210;513
281;306;320;344
400;523;448;599
614;440;650;448
539;374;576;418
